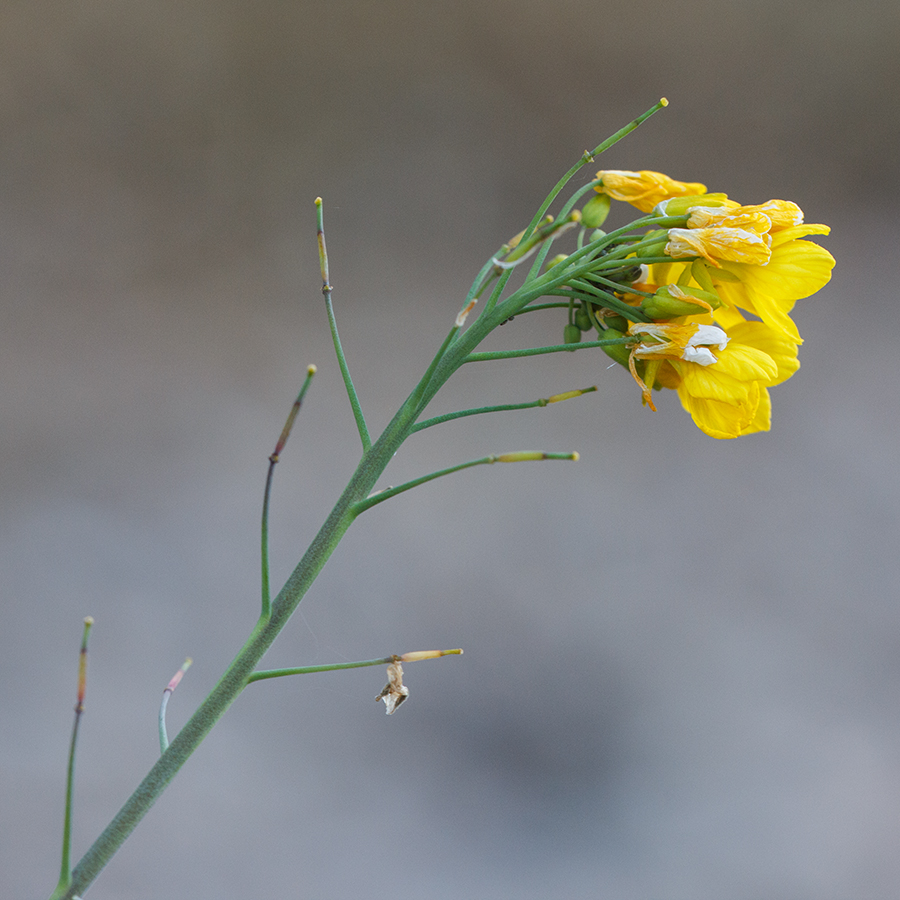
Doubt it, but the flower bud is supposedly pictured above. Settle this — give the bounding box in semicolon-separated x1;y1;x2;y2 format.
603;314;630;332
641;284;723;320
599;327;632;368
654;193;737;217
574;306;593;331
563;324;582;345
581;192;611;228
635;228;670;259
545;253;569;271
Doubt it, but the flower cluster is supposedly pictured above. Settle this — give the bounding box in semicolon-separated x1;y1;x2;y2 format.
561;170;834;438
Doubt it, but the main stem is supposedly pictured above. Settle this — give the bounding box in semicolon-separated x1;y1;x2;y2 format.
55;121;657;891
59;398;423;898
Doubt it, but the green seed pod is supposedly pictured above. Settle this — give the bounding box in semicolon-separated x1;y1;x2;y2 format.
574;306;593;332
581;193;611;229
563;324;582;345
599;327;631;368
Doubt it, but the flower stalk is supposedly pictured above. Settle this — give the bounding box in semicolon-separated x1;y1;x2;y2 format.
50;98;834;897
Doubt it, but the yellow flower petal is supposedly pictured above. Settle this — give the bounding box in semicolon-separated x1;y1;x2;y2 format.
677;384;761;439
741;384;773;435
741;200;804;230
769;223;831;247
686;208;773;234
725;321;800;386
714;236;834;341
666;227;772;267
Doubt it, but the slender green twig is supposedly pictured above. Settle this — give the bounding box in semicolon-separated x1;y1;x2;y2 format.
404;299;477;419
464;336;632;364
465;242;517;306
352;451;579;515
563;281;651;322
317;198;371;452
262;365;317;619
581;273;653;298
515;99;668;251
480;264;515;317
500;301;571;316
523;180;603;283
158;659;193;754
247;648;463;683
49;617;93;900
412;386;596;433
465;99;669;333
470;219;676;335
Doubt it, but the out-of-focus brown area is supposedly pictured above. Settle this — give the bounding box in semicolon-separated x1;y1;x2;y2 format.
3;2;899;897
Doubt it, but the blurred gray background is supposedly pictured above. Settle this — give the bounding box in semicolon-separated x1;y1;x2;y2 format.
3;1;899;897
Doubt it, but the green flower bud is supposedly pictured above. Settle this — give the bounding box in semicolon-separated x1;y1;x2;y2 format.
545;253;569;271
574;306;593;332
599;327;631;368
654;193;734;217
641;284;723;320
563;324;582;345
636;228;670;260
581;193;611;229
603;315;630;332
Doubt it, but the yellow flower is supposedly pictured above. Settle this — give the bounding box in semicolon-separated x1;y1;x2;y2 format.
626;319;800;439
686;200;803;231
665;226;773;266
647;200;833;343
594;170;707;213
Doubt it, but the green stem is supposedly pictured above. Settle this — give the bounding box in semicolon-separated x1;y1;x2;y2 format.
59;354;462;898
248;647;463;682
523;180;602;283
476;101;669;326
54;108;667;898
157;691;171;755
352;452;579;515
517;99;668;247
50;618;93;900
319;199;371;452
412;401;555;432
564;281;651;323
262;366;317;619
159;659;192;754
248;657;395;681
464;336;631;364
412;386;595;433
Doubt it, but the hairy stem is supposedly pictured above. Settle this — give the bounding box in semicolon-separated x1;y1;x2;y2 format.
60;399;421;898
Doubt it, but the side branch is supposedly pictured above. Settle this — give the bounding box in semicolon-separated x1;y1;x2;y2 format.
247;648;463;683
317;197;371;452
352;451;579;515
464;336;632;364
412;387;596;433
